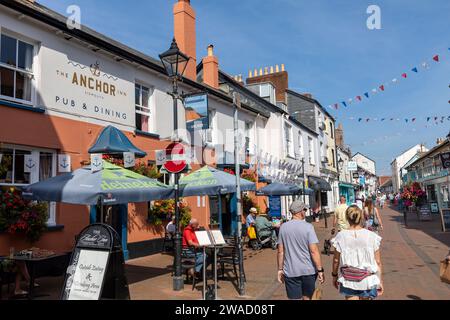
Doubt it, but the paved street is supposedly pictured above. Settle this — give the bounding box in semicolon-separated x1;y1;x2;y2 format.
5;206;450;300
126;205;450;300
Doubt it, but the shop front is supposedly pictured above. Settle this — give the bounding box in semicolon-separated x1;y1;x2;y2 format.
421;171;450;213
339;182;356;205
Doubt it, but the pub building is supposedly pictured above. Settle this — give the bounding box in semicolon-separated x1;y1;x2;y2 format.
0;0;260;259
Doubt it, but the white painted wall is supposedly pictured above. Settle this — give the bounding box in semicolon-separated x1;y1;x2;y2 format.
390;144;428;192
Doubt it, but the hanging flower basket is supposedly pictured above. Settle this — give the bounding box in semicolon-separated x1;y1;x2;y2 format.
0;188;48;243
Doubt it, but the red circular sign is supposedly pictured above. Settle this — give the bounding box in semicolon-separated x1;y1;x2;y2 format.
163;142;187;174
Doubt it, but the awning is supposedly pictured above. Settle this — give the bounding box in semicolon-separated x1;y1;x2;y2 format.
339;182;357;189
88;125;147;158
308;176;332;191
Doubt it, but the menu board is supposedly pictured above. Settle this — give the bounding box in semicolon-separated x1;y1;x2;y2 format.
67;250;109;300
441;209;450;232
195;230;226;247
419;206;432;221
269;196;282;218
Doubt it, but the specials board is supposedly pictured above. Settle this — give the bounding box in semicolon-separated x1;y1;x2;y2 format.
440;209;450;232
418;206;432;221
62;224;129;300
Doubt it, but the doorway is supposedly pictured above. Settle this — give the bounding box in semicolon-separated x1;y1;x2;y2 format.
90;204;129;260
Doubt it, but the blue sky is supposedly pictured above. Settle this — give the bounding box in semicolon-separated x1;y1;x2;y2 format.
39;0;450;175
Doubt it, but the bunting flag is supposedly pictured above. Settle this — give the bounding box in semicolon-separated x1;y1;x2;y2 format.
336;115;450;124
327;50;447;110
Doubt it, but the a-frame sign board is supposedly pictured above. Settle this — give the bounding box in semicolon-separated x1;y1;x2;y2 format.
61;224;130;300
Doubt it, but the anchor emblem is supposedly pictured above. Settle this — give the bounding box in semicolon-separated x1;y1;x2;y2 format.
60;158;69;169
25;158;36;170
90;61;101;77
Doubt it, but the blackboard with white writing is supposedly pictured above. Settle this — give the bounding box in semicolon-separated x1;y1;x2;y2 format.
419;206;432;221
441;209;450;232
61;224;129;300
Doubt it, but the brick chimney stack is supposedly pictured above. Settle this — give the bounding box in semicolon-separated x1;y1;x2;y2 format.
202;44;219;89
174;0;196;81
335;123;345;148
246;64;288;103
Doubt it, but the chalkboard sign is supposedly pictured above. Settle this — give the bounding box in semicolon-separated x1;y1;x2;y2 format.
418;206;432;221
269;196;282;218
431;203;439;213
62;224;130;300
440;209;450;232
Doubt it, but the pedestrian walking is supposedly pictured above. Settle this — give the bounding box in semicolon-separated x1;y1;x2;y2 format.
277;201;325;300
380;193;386;209
331;205;384;300
333;195;349;232
364;199;384;233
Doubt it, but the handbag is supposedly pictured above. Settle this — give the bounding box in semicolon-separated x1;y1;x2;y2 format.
247;226;257;240
440;261;450;284
341;266;373;282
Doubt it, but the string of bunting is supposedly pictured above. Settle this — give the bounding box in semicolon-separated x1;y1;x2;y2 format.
327;48;449;110
336;115;450;124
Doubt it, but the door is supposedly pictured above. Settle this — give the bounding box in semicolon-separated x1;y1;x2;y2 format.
90;204;129;260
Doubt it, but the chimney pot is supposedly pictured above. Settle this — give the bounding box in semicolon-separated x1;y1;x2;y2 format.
254;69;258;77
275;65;280;72
249;70;252;78
270;66;274;74
264;67;268;75
259;68;263;76
281;64;285;72
207;44;214;57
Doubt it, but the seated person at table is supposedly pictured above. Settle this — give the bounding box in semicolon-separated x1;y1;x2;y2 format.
182;219;208;277
166;216;176;239
255;213;277;243
0;258;38;296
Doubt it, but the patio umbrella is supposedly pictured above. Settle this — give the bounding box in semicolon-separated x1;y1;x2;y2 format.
256;182;301;196
88;125;147;158
178;166;256;197
22;161;173;205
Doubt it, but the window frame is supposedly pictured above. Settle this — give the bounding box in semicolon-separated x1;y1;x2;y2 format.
134;82;154;132
0;144;57;226
284;122;294;158
0;29;36;106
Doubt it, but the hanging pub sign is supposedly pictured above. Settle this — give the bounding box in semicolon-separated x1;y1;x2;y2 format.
184;93;209;132
123;152;135;168
90;154;103;173
58;154;72;173
61;224;130;300
440;152;450;169
24;154;39;174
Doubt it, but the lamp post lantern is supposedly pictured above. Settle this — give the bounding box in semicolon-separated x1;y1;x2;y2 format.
159;38;189;291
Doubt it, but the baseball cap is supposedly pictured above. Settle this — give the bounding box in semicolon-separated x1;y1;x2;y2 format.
289;201;309;214
250;207;258;214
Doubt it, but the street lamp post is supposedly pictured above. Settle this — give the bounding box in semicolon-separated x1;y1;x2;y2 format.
160;38;189;292
233;92;246;296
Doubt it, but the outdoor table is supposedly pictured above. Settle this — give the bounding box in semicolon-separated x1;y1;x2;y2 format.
8;252;68;300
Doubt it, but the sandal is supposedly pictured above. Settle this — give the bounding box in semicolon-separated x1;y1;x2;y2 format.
14;289;28;296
